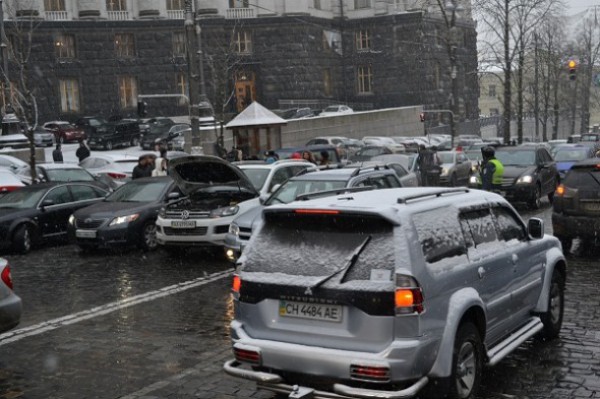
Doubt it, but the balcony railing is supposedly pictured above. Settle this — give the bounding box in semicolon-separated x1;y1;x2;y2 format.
107;11;130;20
45;11;69;21
167;10;185;19
226;8;254;19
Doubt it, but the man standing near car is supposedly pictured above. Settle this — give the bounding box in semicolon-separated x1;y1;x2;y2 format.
76;139;91;162
132;155;152;179
480;146;504;192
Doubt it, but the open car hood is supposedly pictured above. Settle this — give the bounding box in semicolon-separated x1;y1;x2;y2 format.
168;155;259;196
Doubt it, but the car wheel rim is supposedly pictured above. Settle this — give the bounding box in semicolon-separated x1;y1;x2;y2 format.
549;283;562;324
144;224;157;249
23;228;31;252
456;341;476;398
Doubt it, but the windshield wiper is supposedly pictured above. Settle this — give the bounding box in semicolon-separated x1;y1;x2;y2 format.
304;235;372;295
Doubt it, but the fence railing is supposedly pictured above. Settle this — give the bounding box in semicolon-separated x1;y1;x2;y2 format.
107;11;130;20
45;11;69;21
226;8;254;19
167;10;185;19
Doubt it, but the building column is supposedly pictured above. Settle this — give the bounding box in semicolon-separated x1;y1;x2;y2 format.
77;0;102;19
137;0;162;19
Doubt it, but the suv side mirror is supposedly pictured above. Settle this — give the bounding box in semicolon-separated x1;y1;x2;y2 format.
259;193;270;205
528;218;544;239
41;199;55;209
269;184;281;193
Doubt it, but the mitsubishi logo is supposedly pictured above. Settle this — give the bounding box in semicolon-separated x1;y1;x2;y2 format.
181;210;190;220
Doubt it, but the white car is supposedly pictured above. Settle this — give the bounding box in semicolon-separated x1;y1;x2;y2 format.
79;154;139;187
0;168;25;196
305;136;348;146
319;105;354;116
362;136;406;153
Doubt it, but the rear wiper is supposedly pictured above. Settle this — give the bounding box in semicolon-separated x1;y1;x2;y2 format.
304;235;372;295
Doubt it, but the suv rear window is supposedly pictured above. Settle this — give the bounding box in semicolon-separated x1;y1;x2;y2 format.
243;212;394;283
413;207;467;265
564;168;600;187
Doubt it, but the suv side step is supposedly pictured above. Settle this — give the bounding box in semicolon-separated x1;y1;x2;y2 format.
487;318;543;366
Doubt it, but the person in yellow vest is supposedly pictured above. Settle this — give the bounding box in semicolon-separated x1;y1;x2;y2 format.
480;146;504;191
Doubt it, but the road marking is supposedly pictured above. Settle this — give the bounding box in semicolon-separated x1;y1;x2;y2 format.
0;269;232;347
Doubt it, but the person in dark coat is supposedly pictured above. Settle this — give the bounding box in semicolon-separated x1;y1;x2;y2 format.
76;139;91;162
52;144;63;163
132;155;153;179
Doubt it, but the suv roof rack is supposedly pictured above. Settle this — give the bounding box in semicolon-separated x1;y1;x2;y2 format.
348;164;390;178
397;188;470;204
295;186;374;201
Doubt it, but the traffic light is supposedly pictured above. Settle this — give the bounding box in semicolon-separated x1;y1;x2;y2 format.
419;112;425;122
568;60;577;81
137;101;147;117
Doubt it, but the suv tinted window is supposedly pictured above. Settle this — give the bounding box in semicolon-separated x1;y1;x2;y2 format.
413;207;467;264
460;208;497;248
564;168;600;188
491;206;526;242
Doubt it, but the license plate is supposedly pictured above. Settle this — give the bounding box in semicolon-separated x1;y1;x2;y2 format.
171;220;196;228
279;300;342;323
76;229;96;238
583;202;600;211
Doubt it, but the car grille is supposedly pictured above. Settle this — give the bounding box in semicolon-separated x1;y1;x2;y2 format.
76;218;107;229
214;225;229;234
239;227;252;240
165;210;210;219
163;227;208;236
501;177;515;187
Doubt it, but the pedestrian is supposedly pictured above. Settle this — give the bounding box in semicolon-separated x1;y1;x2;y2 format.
76;139;91;162
264;150;278;164
227;146;241;162
52;143;63;163
479;146;504;192
152;157;168;177
132;155;153;179
319;150;330;166
417;144;434;186
159;146;168;171
301;150;317;164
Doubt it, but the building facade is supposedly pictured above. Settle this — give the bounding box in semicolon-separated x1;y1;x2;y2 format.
1;0;479;127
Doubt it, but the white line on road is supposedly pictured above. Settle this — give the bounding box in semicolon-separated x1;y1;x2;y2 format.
0;269;232;347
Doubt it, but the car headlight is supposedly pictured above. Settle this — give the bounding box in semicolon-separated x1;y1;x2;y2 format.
517;175;533;184
68;215;75;225
158;207;166;218
441;167;449;176
210;205;239;218
469;175;478;184
229;222;240;236
109;214;140;226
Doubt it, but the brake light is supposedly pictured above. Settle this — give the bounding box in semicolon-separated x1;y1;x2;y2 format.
455;145;463;152
233;347;261;365
107;172;127;179
1;265;13;290
555;184;565;196
294;209;340;215
350;364;391;382
0;186;21;193
232;274;241;293
395;275;424;314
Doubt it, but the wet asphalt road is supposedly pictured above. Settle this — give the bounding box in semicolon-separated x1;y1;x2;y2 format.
0;202;599;399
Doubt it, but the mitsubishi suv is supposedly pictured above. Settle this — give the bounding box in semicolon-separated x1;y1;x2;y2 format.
224;187;566;399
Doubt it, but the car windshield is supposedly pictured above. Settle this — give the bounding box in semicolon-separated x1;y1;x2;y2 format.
323;106;339;112
0;187;46;208
554;149;590;162
494;150;536;166
267;179;347;204
46;168;95;182
240;168;270;190
580;134;600;142
464;151;482;161
438;152;455;163
106;180;169;202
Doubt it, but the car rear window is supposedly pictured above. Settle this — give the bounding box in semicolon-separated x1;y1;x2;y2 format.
413;207;467;266
243;212;395;284
564;168;600;188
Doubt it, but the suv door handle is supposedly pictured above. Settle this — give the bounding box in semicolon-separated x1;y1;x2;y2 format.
478;267;485;279
512;254;519;265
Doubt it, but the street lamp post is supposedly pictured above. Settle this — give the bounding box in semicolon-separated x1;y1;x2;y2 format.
0;0;13;120
443;1;463;149
184;0;200;154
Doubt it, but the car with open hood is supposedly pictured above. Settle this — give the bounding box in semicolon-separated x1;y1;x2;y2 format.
155;155;259;250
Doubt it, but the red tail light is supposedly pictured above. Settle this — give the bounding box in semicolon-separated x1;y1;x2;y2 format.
233;347;261;365
107;172;127;179
232;275;241;293
295;209;340;215
555;184;565;196
0;186;22;193
1;265;14;290
455;145;463;152
395;275;424;314
350;364;391;382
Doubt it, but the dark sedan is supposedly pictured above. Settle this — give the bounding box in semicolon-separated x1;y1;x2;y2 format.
69;177;180;251
0;182;109;254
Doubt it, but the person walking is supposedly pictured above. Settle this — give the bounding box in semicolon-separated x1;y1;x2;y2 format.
76;139;91;162
479;146;504;192
417;144;435;186
132;155;153;179
52;144;63;163
301;150;317;165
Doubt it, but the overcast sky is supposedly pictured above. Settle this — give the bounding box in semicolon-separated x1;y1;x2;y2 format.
567;0;599;15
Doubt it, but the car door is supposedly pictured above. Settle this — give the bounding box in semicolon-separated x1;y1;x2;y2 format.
537;149;556;195
37;185;74;238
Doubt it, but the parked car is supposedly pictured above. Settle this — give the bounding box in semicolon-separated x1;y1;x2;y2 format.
43;121;86;143
338;138;365;159
368;153;420;187
349;145;394;162
362;136;406;152
437;150;472;186
69;177;180;251
552;145;596;179
78;154;140;187
0;258;21;333
319;104;353;116
168;134;185;152
0;169;25;196
138;117;175;135
235;159;317;197
305;136;348;147
469;145;560;209
224;187;566;399
16;163;112;190
280;108;316;120
32;126;55;147
155;155;259;251
76;116;140;150
224;164;402;261
0;182;109;253
275;145;343;166
567;134;581;143
140;123;190;150
0;155;28;175
552;159;600;253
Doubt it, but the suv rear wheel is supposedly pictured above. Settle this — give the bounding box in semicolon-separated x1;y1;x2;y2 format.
537;271;564;340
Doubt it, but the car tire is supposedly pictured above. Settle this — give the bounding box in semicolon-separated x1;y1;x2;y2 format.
529;183;542;209
536;271;564;340
140;222;158;252
104;140;113;151
131;136;140;147
12;224;33;254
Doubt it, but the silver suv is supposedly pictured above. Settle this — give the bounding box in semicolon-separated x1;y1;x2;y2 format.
224;187;566;399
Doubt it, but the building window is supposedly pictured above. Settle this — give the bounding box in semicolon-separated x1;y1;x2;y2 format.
44;0;65;11
106;0;126;11
354;0;371;9
59;79;80;113
234;31;252;54
314;0;321;9
118;76;137;109
229;0;249;7
356;30;371;51
357;65;372;94
488;85;496;97
176;73;188;105
166;0;184;9
55;34;75;59
115;34;135;58
172;32;186;56
323;69;332;97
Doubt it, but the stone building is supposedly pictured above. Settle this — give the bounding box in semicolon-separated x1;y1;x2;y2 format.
1;0;478;127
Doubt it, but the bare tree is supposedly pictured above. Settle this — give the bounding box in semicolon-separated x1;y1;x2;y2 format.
574;9;600;133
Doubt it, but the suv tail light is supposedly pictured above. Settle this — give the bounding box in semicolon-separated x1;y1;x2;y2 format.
350;364;390;382
395;275;424;315
555;184;565;196
233;347;261;365
1;265;14;290
232;274;241;298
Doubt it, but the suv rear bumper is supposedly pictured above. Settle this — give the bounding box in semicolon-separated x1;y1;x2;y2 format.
227;320;436;397
552;212;600;238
